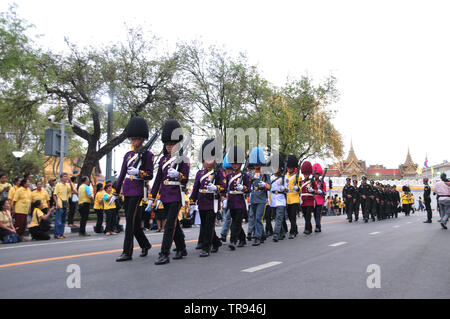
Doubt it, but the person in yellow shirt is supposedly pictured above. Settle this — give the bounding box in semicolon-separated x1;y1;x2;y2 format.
0;199;18;242
12;179;32;240
53;172;72;239
285;155;301;239
31;181;50;214
93;183;105;233
8;177;21;202
103;184;117;235
152;193;166;232
28;200;53;240
0;173;12;201
77;176;93;236
400;186;413;216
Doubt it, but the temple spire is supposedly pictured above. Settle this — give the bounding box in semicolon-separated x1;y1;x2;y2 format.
346;139;358;162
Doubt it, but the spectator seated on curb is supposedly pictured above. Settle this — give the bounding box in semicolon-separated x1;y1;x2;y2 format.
0;199;19;244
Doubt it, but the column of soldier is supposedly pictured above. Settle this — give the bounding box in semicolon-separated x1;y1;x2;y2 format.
112;117;408;266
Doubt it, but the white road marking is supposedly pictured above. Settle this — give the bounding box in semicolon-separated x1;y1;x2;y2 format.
369;232;380;235
329;241;347;247
393;225;400;228
407;222;412;224
0;238;106;250
242;261;283;273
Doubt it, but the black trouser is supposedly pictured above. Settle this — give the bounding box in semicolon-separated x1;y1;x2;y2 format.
425;200;432;221
122;196;151;256
264;206;273;235
105;209;116;233
363;198;376;220
142;206;150;229
230;209;246;244
199;210;221;251
393;203;399;218
302;206;314;232
314;205;322;229
68;198;77;225
94;209;104;233
29;226;50;240
353;200;359;220
345;198;353;221
78;202;90;234
377;201;383;220
287;203;299;235
403;203;411;216
161;201;186;256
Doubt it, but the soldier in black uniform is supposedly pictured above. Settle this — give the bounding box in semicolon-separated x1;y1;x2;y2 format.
385;184;393;219
369;180;377;221
352;179;360;221
359;177;371;223
342;178;355;222
375;182;384;220
423;178;433;223
392;185;400;218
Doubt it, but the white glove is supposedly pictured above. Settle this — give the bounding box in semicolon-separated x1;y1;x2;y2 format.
222;199;227;210
145;199;154;212
236;184;244;191
308;186;314;193
127;167;139;176
279;186;286;192
317;189;324;195
108;195;117;206
258;181;266;189
206;183;217;192
168;168;180;179
299;196;303;205
293;185;299;191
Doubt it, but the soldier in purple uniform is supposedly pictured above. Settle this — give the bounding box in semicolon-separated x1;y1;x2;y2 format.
149;120;190;265
224;145;251;251
115;117;154;262
190;138;227;257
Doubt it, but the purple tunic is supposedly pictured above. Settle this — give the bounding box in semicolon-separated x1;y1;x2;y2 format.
116;150;154;197
226;171;251;210
190;168;227;211
150;155;190;204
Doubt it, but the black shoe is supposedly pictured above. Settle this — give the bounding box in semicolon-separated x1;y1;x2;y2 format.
252;238;260;246
364;219;368;223
441;223;447;230
273;237;278;242
237;241;246;247
314;228;321;232
195;243;202;250
229;243;236;250
220;235;227;242
246;234;252;241
199;250;209;257
155;254;170;265
211;246;219;253
260;238;265;244
173;249;187;260
116;253;132;262
349;220;352;223
423;220;432;223
288;234;294;239
279;236;285;240
304;230;312;235
140;244;151;257
355;219;359;221
79;232;91;237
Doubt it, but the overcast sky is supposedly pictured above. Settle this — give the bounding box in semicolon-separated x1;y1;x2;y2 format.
3;0;449;173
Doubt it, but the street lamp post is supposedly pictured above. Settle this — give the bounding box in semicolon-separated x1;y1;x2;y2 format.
102;92;114;180
12;151;25;176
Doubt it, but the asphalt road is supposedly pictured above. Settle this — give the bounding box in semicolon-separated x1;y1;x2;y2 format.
0;211;448;299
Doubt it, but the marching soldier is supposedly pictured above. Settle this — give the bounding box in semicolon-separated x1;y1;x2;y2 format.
312;163;326;232
285;155;301;238
300;161;315;234
392;185;400;218
225;145;251;250
150;119;190;265
359;176;371;223
190;138;226;257
269;153;288;241
247;147;270;246
423;178;433;223
220;153;233;242
369;180;377;221
343;178;355;222
352;179;360;221
115;117;154;262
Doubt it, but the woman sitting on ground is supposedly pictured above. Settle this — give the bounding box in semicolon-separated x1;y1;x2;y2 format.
0;199;19;243
28;200;53;240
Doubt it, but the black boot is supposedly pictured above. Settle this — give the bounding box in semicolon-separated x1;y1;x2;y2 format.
220;235;227;242
237;240;246;247
140;244;152;257
314;228;321;232
116;253;132;262
211;246;219;253
155;253;170;265
195;243;202;250
288;233;294;239
246;233;252;241
173;249;187;260
199;249;209;257
229;242;236;250
252;238;260;246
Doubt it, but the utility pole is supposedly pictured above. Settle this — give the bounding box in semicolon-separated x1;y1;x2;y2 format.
105;88;114;180
60;120;65;177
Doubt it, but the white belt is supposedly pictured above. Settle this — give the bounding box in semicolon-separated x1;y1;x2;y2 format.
125;174;144;181
229;191;244;195
301;193;314;197
164;180;181;186
199;189;215;194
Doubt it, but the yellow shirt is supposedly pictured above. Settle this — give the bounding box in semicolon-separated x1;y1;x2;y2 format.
31;189;50;209
28;208;44;228
8;185;18;201
54;182;71;207
78;184;92;204
13;187;32;214
0;182;12;198
94;191;105;210
103;191;116;210
401;193;413;205
285;173;301;205
0;210;13;228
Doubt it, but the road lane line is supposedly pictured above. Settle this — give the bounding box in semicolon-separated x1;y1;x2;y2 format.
0;239;198;269
242;261;282;273
0;238;106;250
369;232;380;235
393;225;400;228
329;242;347;247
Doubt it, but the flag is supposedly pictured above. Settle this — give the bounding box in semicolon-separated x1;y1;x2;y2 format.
423;154;429;168
416;167;423;175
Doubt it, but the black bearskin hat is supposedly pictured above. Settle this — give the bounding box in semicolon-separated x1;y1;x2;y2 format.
287;155;298;168
126;117;149;139
199;138;217;163
161;119;183;144
228;145;245;164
